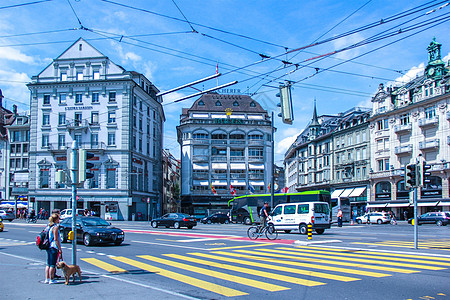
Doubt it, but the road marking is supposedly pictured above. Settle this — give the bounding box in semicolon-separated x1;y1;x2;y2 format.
211;251;389;278
208;243;273;250
307;245;450;258
140;255;288;292
184;252;360;282
351;242;450;251
154;254;324;287
239;249;419;274
112;256;247;297
132;240;207;251
275;247;446;271
82;258;127;273
291;247;450;267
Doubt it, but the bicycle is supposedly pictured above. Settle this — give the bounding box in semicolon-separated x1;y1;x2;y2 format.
247;223;278;240
390;218;397;225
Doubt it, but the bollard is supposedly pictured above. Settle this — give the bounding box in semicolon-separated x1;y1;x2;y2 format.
307;223;312;240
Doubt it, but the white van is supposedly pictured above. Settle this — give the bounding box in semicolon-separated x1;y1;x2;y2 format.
268;201;331;234
60;209;85;220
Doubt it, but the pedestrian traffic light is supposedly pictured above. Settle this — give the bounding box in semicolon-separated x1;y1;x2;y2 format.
419;161;431;187
276;83;294;125
404;163;416;190
78;149;95;182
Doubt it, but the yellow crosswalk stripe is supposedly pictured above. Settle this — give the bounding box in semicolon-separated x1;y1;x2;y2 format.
211;251;389;278
351;242;450;251
287;247;450;267
181;252;360;282
142;254;324;287
305;246;450;262
236;249;419;274
112;256;247;297
138;255;288;292
81;258;127;273
208;243;273;250
275;247;445;271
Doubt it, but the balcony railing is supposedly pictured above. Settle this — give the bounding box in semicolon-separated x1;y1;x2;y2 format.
230;156;245;162
248;156;264;162
418;116;439;128
419;139;439;150
394;144;412;155
192;173;209;180
211;174;227;179
192;139;209;145
211;156;227;162
67;119;89;130
230;174;246;179
49;142;106;152
394;123;412;134
192;155;209;162
248;139;265;145
229;139;245;144
211;139;227;144
248;174;264;180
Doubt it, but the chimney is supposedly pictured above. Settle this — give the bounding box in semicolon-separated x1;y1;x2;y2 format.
13;105;17;116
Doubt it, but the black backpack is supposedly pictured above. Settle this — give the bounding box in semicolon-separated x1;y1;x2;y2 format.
36;226;52;250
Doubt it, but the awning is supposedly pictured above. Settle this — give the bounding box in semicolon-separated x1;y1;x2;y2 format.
211;163;227;170
193;180;209;186
248;163;264;170
0;201;28;208
418;201;440;207
438;202;450;206
211;181;227;186
230;181;246;186
366;203;388;208
331;189;344;198
340;188;354;198
349;187;366;197
230;163;246;170
13;172;29;182
386;203;410;208
193;163;209;170
249;181;265;186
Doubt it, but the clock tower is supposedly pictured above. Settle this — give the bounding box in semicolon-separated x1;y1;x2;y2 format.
424;38;446;79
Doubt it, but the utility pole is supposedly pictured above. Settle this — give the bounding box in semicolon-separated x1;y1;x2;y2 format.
270;111;275;210
70;141;78;265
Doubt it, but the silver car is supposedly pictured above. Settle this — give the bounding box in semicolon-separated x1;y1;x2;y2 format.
0;210;15;222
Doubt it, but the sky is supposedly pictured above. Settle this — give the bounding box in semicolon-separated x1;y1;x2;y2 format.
1;0;450;164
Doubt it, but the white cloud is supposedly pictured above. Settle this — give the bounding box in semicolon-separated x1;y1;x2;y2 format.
276;134;298;156
389;63;425;87
0;47;34;64
0;69;31;111
332;33;365;60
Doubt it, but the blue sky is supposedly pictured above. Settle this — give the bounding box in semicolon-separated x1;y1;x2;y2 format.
1;0;449;164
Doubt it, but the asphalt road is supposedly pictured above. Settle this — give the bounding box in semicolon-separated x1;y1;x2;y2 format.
1;220;449;300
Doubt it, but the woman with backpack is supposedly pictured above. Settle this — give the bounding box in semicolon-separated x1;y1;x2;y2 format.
44;213;62;284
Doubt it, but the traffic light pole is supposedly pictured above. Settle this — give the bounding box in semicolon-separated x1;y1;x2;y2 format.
413;187;418;249
70;141;78;265
270;111;275;210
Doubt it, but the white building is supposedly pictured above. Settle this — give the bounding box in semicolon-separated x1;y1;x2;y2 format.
27;38;164;220
177;93;273;215
369;38;450;217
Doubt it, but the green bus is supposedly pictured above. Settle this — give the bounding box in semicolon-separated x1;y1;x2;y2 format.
228;190;331;225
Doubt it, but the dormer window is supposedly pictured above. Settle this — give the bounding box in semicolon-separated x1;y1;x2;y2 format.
250;101;256;107
233;101;239;107
198;100;205;106
215;100;222;106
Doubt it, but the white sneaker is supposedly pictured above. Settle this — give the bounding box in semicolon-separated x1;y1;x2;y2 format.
44;279;49;284
48;279;58;284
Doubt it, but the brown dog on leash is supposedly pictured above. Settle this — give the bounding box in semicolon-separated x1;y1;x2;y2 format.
56;261;82;285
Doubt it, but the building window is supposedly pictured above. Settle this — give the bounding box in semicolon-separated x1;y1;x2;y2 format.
91;112;99;124
92;92;99;103
58;134;65;149
40;168;49;188
424;106;435;119
400;113;410;125
147;142;150;155
109;92;116;102
22;158;28;169
91;133;99;148
215;100;222;106
133;114;137;128
75;112;82;126
377;158;390;171
139;117;143;130
75;93;83;104
58;113;66;125
59;94;66;104
377;119;389;130
76;71;84;80
198;100;205;106
233;101;239;106
60;72;67;81
75;134;82;147
139;138;142;152
42;114;50;126
108;133;116;146
43;94;50;105
108;111;116;123
106;169;116;188
250;101;256;107
93;70;100;80
23;144;28;153
376;138;389;151
89;168;99;188
347;134;353;146
139;100;143;111
248;148;263;157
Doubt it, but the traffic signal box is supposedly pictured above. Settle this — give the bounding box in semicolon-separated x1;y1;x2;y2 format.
78;149;95;182
276;83;294;125
419;161;432;187
404;163;416;190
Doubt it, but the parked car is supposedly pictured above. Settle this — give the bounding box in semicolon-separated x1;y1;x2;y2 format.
60;209;85;220
0;217;4;232
151;213;197;229
59;216;125;246
0;210;15;222
201;213;230;224
408;212;450;226
356;212;390;224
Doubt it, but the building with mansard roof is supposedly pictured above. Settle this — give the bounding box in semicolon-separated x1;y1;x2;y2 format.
27;38;164;220
177;93;273;215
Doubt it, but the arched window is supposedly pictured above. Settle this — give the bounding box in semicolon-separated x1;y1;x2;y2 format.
421;176;442;198
396;180;409;199
375;181;391;200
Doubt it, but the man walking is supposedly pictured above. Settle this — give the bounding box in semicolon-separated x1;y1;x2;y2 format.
337;209;343;227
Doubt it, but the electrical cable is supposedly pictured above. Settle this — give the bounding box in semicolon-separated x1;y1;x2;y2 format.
0;0;53;10
66;0;83;27
170;0;196;32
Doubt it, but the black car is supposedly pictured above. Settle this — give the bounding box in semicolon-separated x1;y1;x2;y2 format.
151;213;197;229
59;216;125;246
201;213;230;224
408;212;450;226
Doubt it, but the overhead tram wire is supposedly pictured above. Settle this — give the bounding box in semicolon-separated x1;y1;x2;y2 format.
0;0;53;10
0;28;79;39
66;0;83;27
170;0;197;33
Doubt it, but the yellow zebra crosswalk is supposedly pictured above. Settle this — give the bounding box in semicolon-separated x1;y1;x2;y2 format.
352;239;450;251
81;245;449;298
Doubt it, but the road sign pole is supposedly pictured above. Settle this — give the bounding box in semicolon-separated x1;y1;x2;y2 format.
270;111;274;210
413;187;418;249
70;141;78;265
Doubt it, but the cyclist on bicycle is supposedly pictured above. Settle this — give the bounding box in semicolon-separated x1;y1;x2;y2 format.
259;202;269;227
